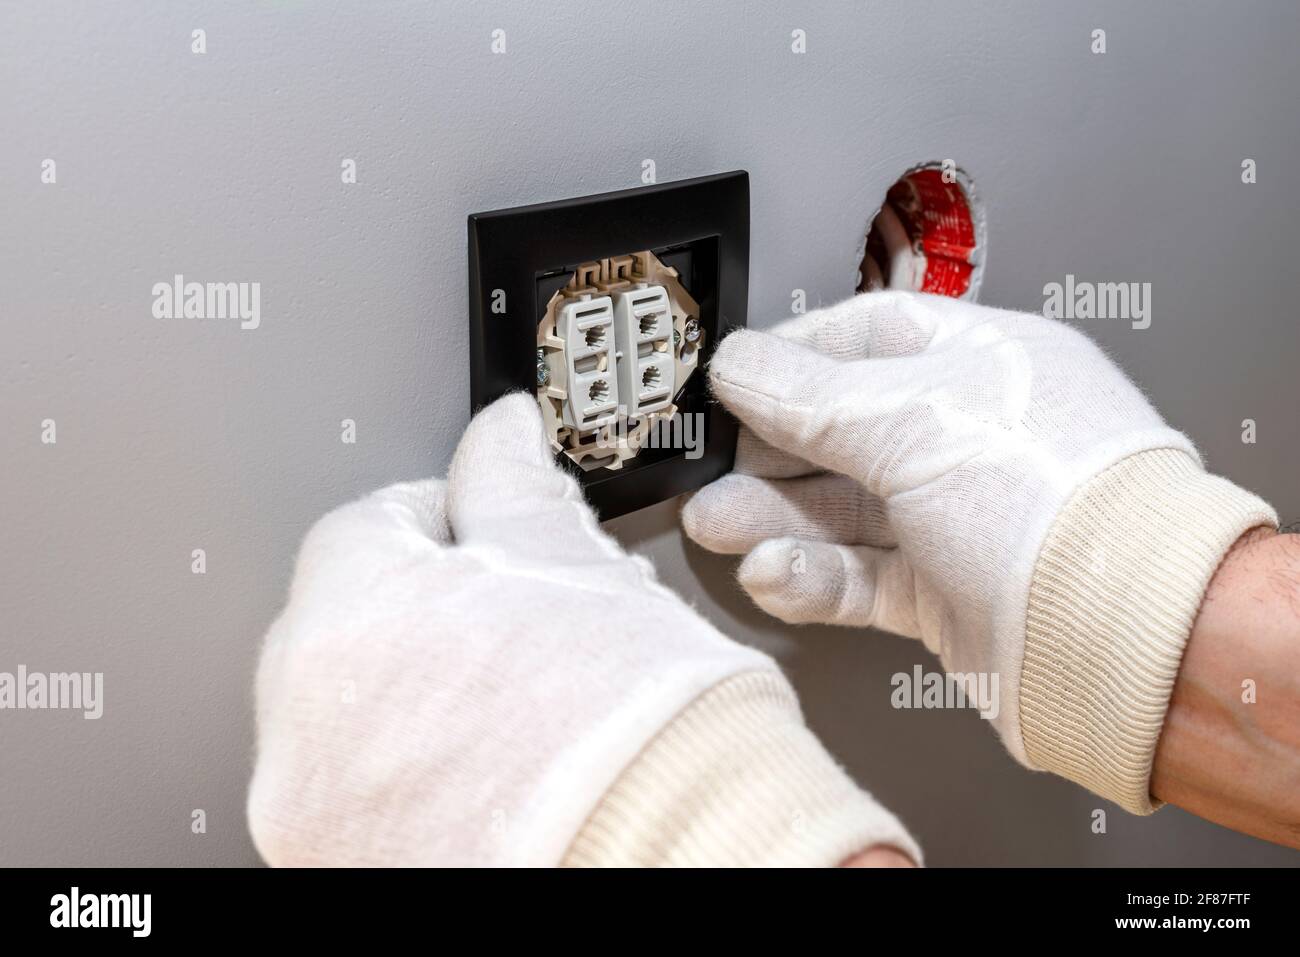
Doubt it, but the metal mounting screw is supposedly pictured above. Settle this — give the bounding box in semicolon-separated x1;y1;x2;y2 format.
683;319;701;344
536;348;549;387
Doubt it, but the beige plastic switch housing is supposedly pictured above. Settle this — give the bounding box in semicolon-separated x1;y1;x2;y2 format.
537;250;702;472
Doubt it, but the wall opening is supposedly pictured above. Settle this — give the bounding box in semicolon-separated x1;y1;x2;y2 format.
857;163;986;301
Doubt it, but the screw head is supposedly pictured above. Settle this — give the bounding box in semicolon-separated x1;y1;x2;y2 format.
683;319;701;344
536;349;549;387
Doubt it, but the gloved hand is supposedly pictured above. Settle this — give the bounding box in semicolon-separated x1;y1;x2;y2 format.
684;290;1275;813
248;393;918;867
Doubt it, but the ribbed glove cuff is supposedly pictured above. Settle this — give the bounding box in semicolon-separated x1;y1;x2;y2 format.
1021;449;1276;813
562;671;921;867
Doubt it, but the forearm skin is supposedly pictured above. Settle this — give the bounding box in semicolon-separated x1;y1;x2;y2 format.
1152;528;1300;848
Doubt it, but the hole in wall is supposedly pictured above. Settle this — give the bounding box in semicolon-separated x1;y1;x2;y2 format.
857;163;986;301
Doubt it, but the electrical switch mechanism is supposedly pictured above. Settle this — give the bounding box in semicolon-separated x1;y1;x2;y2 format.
538;252;702;472
467;170;749;519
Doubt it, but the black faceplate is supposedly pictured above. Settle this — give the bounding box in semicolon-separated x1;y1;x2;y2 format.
467;171;750;520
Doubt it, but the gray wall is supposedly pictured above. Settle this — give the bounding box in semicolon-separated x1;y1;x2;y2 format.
2;1;1296;866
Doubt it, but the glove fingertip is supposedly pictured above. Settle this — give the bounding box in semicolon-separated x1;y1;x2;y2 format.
680;481;746;555
738;540;820;627
707;329;785;400
737;537;804;592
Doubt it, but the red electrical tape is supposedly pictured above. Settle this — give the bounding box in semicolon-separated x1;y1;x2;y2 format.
888;169;977;299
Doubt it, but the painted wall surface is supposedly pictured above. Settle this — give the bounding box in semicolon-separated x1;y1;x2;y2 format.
3;2;1297;866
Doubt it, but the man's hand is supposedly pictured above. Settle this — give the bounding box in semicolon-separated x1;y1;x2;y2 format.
685;291;1277;821
248;393;919;867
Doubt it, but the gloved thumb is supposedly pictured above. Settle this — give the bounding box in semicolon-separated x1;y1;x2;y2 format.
448;392;625;564
707;328;846;449
710;324;989;493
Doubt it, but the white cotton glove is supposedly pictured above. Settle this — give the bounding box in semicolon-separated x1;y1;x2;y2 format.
247;393;919;867
684;291;1276;812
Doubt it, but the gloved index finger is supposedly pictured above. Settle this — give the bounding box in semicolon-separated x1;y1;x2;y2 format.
733;426;819;479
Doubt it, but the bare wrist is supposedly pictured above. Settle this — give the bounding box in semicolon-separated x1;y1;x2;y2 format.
1151;527;1300;847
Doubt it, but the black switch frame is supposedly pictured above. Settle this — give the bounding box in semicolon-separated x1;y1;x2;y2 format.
467;171;749;520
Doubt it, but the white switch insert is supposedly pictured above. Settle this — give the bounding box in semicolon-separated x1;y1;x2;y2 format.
612;283;673;416
557;294;619;431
